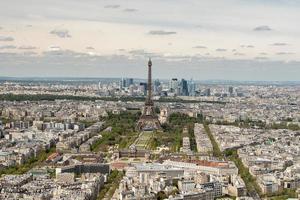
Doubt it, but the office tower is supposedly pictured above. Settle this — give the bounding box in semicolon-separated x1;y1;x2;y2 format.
119;79;123;90
169;78;178;93
204;88;211;96
122;78;126;88
121;78;134;88
127;78;134;86
153;79;161;94
188;79;196;96
139;82;147;96
180;79;189;96
136;59;161;131
229;86;234;95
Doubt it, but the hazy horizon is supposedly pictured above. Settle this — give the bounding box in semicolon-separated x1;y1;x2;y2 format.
1;76;300;84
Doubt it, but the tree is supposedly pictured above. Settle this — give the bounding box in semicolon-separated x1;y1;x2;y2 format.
156;191;168;200
155;106;160;114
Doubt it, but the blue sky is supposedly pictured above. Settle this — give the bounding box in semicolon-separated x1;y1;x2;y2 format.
0;0;299;81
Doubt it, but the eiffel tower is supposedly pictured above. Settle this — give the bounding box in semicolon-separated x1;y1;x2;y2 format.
136;59;162;131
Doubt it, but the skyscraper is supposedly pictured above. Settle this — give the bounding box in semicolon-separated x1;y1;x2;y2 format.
169;78;178;93
153;79;161;95
122;78;134;88
139;82;147;96
119;79;123;90
127;78;134;86
188;79;196;96
204;88;211;96
180;79;189;96
229;86;234;96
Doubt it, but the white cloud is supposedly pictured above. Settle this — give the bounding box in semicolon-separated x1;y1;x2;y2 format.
193;45;207;49
276;52;294;55
0;45;16;49
0;36;14;41
253;25;272;31
104;5;120;9
240;45;254;48
255;56;268;60
50;29;71;38
123;8;138;12
148;30;177;35
48;46;61;51
216;48;227;52
19;45;37;50
234;52;245;56
271;43;288;46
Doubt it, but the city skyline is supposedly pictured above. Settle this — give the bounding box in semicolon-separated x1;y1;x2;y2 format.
0;0;300;81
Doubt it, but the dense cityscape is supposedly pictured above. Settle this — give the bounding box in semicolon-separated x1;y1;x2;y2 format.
1;1;300;199
0;59;299;200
